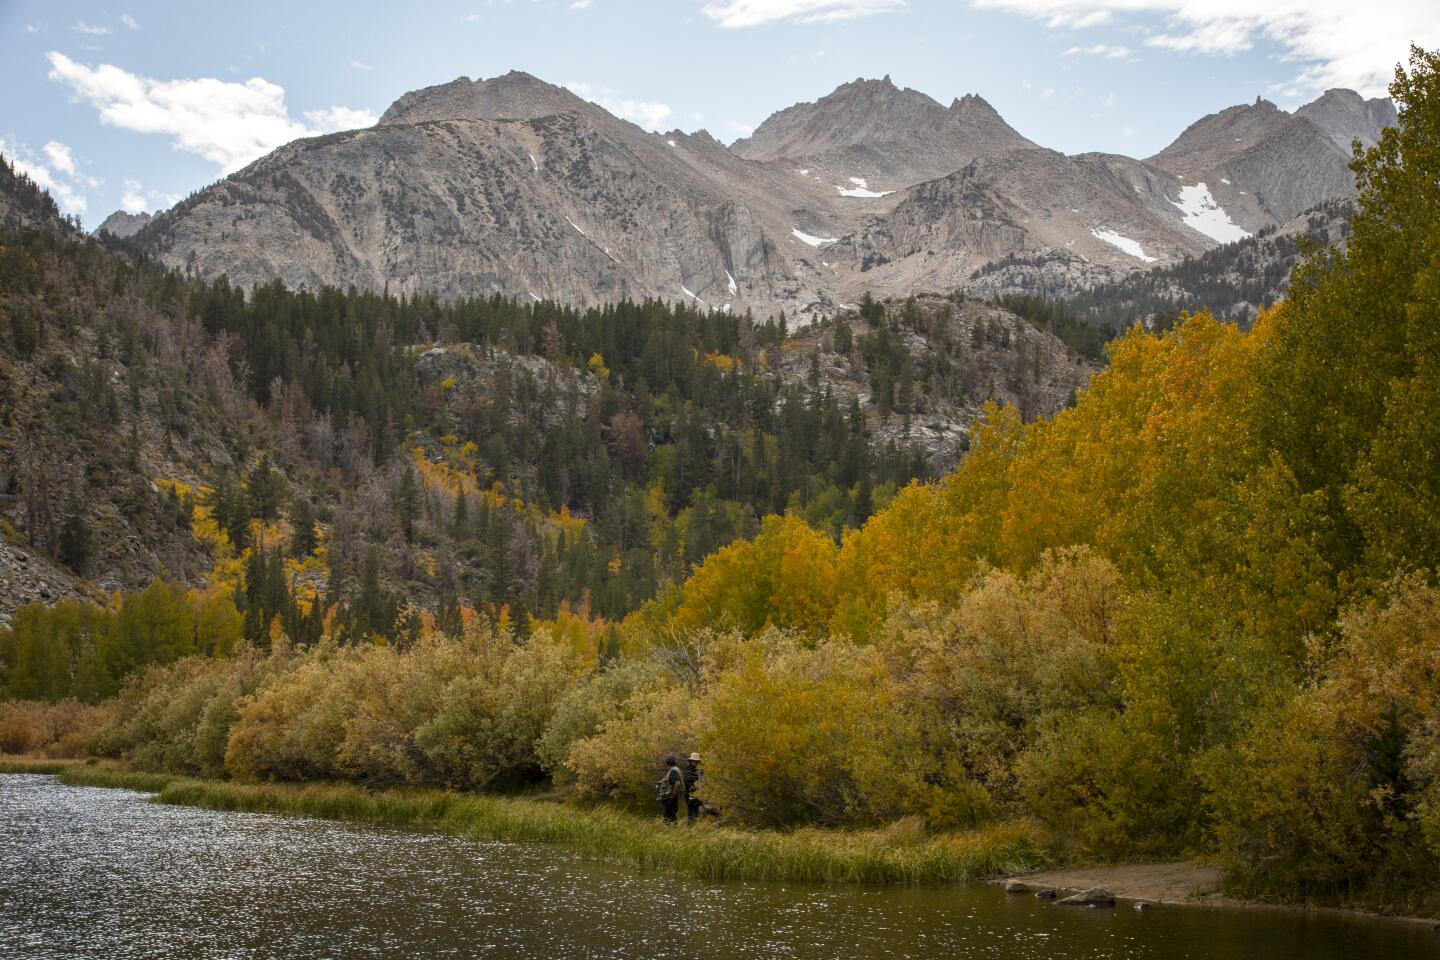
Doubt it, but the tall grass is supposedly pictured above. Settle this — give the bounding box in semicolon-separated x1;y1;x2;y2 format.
33;764;1054;884
0;756;73;775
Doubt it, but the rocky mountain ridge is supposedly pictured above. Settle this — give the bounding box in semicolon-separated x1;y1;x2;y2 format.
118;73;1390;322
95;210;153;239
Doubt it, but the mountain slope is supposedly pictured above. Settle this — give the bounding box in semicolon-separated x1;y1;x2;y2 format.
135;98;832;318
121;75;1384;318
1295;88;1399;151
1;158;1094;627
731;76;1034;190
1147;97;1361;228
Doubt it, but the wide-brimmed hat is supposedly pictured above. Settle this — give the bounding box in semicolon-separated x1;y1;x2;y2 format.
688;753;701;762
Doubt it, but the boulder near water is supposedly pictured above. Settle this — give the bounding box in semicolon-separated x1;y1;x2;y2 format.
1056;888;1117;907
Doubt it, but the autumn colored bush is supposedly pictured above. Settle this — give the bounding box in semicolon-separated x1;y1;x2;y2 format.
414;626;586;790
694;635;923;829
0;698;111;756
1203;575;1440;907
565;683;701;811
224;644;353;782
537;656;672;782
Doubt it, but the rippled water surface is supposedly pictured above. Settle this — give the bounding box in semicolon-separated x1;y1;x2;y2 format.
3;773;1438;959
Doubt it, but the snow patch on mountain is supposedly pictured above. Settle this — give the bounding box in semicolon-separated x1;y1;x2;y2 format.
1091;228;1157;263
836;176;893;198
792;228;838;247
1170;183;1250;244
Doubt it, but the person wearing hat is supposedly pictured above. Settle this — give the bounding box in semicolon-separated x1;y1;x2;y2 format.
658;754;685;824
683;753;703;823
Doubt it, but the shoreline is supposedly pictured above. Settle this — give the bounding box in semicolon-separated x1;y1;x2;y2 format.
4;757;1437;926
0;757;1051;885
995;864;1440;930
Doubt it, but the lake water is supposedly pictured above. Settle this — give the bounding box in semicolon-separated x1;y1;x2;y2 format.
2;773;1437;959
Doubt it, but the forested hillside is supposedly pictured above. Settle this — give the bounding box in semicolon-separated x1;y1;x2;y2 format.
3;44;1436;918
0;152;1089;697
971;199;1354;335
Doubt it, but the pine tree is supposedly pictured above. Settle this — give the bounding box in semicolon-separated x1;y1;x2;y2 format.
289;498;318;558
436;555;463;637
56;495;92;574
394;466;420;544
350;547;395;642
451;490;469;538
246;455;286;525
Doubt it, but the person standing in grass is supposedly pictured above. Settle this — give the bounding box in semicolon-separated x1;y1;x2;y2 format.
658;754;685;824
684;753;703;823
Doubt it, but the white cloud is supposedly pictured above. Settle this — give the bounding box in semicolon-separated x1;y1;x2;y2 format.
350;60;373;71
118;177;180;214
971;0;1439;97
0;137;91;216
121;178;146;213
42;140;77;176
1146;20;1255;55
1047;9;1110;27
701;0;905;28
45;52;378;174
562;81;673;130
570;0;593;8
303;106;378;131
73;20;111;35
119;14;140;30
1063;42;1131;59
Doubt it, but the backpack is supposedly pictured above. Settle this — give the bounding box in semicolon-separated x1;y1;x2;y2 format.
655;766;684;803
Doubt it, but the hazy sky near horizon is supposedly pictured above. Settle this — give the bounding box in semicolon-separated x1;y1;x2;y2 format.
2;0;1435;225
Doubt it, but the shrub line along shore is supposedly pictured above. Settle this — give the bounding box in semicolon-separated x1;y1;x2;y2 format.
0;758;1053;886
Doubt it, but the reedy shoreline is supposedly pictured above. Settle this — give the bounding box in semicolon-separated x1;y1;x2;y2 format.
8;756;1440;923
0;757;1052;885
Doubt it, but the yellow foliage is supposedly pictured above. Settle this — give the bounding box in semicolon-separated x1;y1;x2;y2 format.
668;514;837;635
703;351;736;372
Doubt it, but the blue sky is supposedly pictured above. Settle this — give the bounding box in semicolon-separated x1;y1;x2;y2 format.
2;0;1434;225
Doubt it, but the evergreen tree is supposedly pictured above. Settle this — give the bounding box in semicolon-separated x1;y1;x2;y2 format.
289;498;318;558
56;494;92;574
394;466;420;544
247;455;286;524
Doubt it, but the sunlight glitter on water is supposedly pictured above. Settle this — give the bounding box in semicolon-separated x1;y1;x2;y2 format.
1;774;1436;960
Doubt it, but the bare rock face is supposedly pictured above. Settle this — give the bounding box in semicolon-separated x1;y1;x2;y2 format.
0;540;83;628
731;76;1035;189
95;210;153;239
128;74;1389;320
829;148;1209;302
378;70;591;125
1296;89;1399;152
1146;89;1375;230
